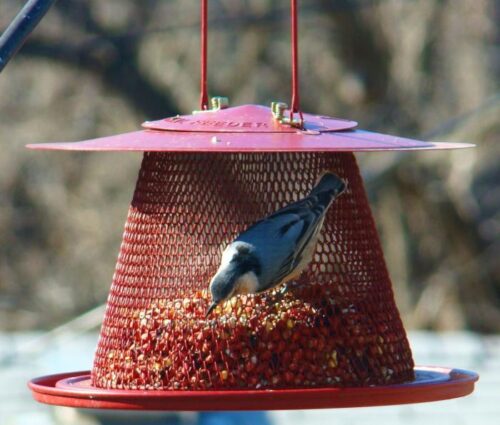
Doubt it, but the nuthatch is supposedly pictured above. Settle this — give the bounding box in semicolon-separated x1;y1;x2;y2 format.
207;172;346;316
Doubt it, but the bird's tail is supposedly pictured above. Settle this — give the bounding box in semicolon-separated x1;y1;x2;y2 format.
309;171;347;206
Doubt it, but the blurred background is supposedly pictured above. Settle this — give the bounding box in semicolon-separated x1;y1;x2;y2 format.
0;0;498;424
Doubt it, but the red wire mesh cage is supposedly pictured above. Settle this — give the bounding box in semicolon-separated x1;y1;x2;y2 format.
92;151;414;391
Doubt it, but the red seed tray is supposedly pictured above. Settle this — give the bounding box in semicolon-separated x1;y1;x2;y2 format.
29;366;478;411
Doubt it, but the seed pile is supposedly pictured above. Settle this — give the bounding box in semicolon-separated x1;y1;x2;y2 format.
92;285;414;390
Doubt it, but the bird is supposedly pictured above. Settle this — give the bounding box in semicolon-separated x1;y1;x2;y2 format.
206;171;346;316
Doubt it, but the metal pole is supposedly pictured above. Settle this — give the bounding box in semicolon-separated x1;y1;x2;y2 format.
0;0;58;73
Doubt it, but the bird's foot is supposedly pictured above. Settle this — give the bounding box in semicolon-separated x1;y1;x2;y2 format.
279;284;290;295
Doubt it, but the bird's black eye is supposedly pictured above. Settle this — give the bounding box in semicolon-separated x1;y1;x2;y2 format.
236;245;250;255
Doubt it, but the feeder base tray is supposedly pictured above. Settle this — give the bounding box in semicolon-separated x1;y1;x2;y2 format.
29;366;478;411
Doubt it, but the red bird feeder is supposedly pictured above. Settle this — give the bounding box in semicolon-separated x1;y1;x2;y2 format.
28;0;477;411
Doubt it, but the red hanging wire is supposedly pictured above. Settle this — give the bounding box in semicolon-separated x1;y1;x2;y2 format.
290;0;300;113
199;0;209;110
199;0;303;125
289;0;303;125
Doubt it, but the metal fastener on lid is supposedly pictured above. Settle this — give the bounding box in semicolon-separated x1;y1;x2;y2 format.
211;96;229;110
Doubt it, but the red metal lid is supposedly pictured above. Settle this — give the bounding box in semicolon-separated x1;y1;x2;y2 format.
26;104;474;153
29;366;478;411
143;105;357;133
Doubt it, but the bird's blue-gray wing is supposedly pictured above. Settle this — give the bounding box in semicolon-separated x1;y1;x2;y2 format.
236;203;325;290
231;172;345;291
235;212;303;287
268;202;327;287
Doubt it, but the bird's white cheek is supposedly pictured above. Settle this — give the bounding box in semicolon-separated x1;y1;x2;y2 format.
234;272;259;295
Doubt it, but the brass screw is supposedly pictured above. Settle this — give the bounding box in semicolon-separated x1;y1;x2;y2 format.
271;102;288;121
271;101;304;128
211;96;229;110
192;96;229;114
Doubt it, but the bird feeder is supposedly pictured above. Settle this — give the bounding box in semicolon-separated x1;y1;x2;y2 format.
28;0;477;411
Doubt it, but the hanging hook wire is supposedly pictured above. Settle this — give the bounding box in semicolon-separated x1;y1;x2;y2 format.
290;0;303;124
198;0;304;127
199;0;209;110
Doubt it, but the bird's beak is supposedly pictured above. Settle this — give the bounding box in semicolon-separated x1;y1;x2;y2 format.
205;302;218;318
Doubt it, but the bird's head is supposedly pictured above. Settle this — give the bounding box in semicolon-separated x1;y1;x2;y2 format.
206;242;260;317
206;271;236;316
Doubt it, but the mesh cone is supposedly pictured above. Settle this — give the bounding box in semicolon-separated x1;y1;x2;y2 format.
92;152;414;390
